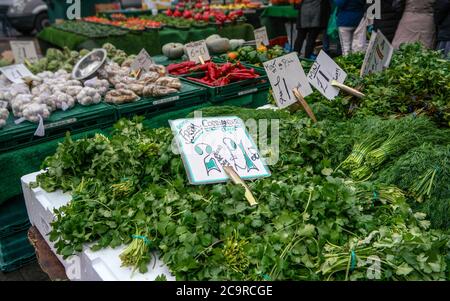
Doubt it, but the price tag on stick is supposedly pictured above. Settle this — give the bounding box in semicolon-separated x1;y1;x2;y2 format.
293;88;317;123
185;40;210;64
0;64;34;83
130;48;154;72
360;30;394;77
263;52;313;109
307;50;347;100
254;26;269;47
9;40;38;64
169;117;271;185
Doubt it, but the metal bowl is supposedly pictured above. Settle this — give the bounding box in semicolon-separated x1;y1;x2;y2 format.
72;48;107;80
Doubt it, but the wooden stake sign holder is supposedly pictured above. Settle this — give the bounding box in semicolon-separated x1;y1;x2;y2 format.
331;80;365;98
293;88;317;123
223;166;258;206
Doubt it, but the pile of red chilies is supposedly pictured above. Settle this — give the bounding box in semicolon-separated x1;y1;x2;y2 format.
167;61;259;86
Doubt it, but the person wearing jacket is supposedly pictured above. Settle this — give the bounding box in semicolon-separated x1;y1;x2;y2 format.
434;0;450;57
295;0;332;59
371;0;402;42
392;0;436;49
334;0;365;55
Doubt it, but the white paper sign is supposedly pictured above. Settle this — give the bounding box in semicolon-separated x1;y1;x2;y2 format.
263;52;312;108
307;50;347;100
170;117;271;185
9;41;38;64
254;26;269;47
130;48;154;72
360;30;394;77
185;40;210;64
0;64;34;83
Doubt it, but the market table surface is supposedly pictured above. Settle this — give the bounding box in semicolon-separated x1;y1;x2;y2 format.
37;23;256;55
260;5;297;40
28;226;68;281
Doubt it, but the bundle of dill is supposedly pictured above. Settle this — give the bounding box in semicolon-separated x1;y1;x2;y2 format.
376;144;450;229
337;116;450;180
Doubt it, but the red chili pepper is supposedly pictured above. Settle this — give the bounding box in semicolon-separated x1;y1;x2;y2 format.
207;63;218;80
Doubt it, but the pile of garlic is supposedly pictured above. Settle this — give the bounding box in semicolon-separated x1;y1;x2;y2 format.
0;100;8;128
98;61;182;104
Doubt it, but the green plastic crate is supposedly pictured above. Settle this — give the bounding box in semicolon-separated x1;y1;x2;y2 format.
114;79;208;119
0;196;30;239
0;230;36;272
143;102;213;129
183;67;270;103
0;103;117;153
213;88;269;108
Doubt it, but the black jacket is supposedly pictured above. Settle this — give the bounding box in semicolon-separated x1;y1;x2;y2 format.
435;0;450;41
371;0;402;42
296;0;332;29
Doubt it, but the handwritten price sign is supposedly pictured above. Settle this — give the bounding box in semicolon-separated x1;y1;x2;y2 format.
9;40;38;64
0;64;34;83
185;40;210;64
130;48;154;72
307;50;347;100
360;30;393;77
263;52;312;108
254;26;269;47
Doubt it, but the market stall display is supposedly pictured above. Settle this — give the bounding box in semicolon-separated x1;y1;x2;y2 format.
38;22;255;56
83;16;163;30
21;41;450;281
221;44;285;66
53;21;130;38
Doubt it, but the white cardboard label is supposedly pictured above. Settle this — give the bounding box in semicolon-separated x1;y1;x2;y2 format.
34;115;45;137
185;40;210;64
263;52;313;108
130;48;154;72
307;50;347;100
360;30;394;77
254;26;269;47
0;64;34;83
9;40;39;64
170;117;271;185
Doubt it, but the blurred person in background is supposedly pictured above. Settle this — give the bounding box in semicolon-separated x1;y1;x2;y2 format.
295;0;332;59
392;0;436;49
434;0;450;57
333;0;365;55
323;0;342;57
371;0;402;42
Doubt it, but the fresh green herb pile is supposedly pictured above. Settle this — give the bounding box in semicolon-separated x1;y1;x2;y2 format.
33;113;450;280
30;43;450;281
270;44;450;126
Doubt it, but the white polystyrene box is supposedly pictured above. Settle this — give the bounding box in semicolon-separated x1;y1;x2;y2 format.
21;171;175;281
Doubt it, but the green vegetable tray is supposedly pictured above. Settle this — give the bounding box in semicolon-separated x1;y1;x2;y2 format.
183;67;270;103
0;196;30;239
0;230;36;272
0;103;117;153
114;79;208;119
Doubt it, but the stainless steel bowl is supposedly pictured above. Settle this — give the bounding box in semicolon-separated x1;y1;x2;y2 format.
72;48;107;80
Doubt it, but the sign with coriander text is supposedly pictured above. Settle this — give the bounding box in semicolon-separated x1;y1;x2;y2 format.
0;64;34;83
9;40;39;64
307;50;347;100
185;40;210;64
263;52;312;109
254;26;269;47
130;48;154;72
360;30;393;77
169;117;271;185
